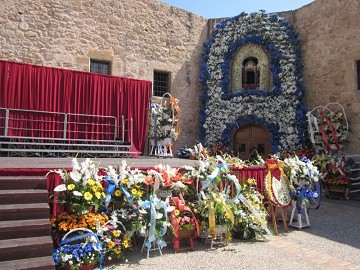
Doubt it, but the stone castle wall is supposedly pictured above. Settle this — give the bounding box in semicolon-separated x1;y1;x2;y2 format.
0;0;208;153
1;0;359;154
291;0;360;153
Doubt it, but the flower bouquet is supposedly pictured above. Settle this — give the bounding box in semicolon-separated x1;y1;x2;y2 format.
50;212;109;246
197;191;235;241
148;94;180;142
133;195;172;251
312;151;350;198
104;160;147;208
232;178;268;240
53;229;102;270
174;210;198;232
97;212;132;261
52;158;106;215
282;155;321;212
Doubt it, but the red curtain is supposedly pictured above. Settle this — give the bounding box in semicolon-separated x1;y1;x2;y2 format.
231;166;268;194
0;60;151;152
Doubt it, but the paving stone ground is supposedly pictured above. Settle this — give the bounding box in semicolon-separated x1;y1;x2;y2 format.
103;197;360;270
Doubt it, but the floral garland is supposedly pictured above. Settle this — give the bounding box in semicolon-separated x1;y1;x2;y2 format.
199;11;307;152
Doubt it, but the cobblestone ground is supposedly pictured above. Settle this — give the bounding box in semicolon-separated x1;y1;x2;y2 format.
102;197;360;270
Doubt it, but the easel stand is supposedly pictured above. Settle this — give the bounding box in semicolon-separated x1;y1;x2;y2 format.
204;225;228;249
269;204;288;235
150;138;173;158
141;238;163;259
288;200;310;229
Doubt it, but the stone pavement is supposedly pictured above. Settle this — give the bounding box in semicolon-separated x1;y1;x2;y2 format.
103;197;360;270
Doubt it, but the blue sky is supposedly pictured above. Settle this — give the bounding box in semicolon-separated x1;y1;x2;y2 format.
158;0;315;18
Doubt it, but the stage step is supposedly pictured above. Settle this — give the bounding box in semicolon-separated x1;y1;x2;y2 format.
347;154;360;196
0;176;47;190
0;203;50;221
0;219;51;240
0;189;49;204
0;236;53;262
0;175;54;268
0;256;54;270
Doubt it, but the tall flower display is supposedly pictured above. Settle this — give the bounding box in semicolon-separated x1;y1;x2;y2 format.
282;155;321;213
199;12;307;152
52;158;106;215
148;94;180;142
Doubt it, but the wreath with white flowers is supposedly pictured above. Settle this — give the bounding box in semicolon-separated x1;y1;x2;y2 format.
199;12;307;153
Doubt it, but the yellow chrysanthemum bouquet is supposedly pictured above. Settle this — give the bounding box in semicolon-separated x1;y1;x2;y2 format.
53;158;106;215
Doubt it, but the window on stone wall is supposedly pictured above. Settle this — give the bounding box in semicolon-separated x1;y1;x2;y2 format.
90;60;111;75
357;60;360;90
153;71;170;97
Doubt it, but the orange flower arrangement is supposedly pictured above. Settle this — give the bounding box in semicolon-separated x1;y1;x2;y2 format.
51;212;109;232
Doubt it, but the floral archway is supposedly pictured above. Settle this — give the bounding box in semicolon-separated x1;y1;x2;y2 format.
199;12;307;152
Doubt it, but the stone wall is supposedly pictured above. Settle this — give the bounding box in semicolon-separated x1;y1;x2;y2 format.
0;0;208;153
291;0;360;154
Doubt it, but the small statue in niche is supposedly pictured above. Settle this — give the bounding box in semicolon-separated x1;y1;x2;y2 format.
242;57;260;90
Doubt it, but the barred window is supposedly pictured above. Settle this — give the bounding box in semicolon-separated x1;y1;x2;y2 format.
153;71;170;97
90;60;111;75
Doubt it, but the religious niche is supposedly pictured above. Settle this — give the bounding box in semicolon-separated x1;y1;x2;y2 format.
230;43;272;91
242;57;259;90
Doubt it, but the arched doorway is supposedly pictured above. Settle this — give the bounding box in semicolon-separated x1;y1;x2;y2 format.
232;124;271;160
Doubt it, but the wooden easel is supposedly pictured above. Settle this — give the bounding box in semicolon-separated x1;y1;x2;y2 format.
268;203;288;235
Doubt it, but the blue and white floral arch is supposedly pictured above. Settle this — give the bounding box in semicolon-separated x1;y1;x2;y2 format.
199;11;307;152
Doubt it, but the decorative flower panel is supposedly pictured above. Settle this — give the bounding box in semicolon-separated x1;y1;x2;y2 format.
199;12;307;153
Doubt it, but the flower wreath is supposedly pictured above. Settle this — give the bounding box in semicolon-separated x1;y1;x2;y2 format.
199;11;307;152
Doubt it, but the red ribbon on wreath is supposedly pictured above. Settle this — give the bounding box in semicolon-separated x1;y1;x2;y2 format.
319;109;341;152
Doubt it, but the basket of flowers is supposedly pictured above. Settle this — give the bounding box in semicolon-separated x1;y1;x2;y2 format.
97;214;132;262
52;228;103;270
50;212;109;247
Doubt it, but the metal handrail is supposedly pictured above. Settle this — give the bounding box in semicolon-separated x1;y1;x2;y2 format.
0;107;133;144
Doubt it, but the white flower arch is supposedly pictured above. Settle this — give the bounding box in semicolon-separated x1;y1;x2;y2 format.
199;12;307;153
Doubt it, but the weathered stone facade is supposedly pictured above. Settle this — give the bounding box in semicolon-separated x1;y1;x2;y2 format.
288;0;360;154
0;0;359;154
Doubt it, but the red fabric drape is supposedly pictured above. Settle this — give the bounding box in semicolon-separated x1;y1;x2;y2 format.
230;166;267;194
0;60;151;152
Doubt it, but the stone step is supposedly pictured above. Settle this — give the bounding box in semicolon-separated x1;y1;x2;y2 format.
0;176;47;190
0;189;49;205
0;203;49;221
0;219;51;240
0;236;53;262
0;256;54;270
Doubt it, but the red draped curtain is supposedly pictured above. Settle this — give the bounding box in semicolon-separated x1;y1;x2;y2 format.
0;60;151;152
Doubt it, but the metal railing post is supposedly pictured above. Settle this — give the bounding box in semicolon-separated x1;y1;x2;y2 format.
114;117;118;140
122;115;125;142
63;113;68;139
4;109;9;137
131;118;133;145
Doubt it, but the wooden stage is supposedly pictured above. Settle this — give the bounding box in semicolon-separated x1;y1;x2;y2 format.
0;156;199;170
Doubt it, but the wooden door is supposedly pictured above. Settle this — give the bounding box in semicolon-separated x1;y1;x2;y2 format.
233;124;271;160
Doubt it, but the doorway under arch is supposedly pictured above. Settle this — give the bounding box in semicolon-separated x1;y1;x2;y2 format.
232;124;271;160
